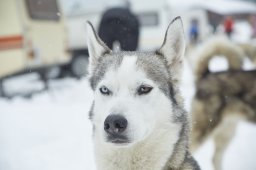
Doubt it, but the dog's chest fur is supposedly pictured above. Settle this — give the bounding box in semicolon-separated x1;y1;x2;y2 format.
94;124;181;170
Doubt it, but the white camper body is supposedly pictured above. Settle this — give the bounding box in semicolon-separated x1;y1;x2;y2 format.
66;0;172;52
65;0;210;56
0;0;70;79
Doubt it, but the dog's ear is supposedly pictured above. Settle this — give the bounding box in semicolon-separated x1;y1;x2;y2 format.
86;21;111;73
157;17;185;84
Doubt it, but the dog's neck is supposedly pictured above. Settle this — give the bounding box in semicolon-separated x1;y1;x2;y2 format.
93;123;181;170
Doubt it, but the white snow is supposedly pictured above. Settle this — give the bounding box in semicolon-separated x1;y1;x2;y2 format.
208;56;229;73
0;59;256;170
0;78;96;170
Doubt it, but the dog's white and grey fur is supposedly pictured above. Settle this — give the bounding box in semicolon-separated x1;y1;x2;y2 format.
86;17;200;170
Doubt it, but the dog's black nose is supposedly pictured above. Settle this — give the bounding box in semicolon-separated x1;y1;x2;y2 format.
104;115;128;134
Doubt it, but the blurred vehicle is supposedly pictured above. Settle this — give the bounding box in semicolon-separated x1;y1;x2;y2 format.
0;0;70;93
65;0;211;75
64;0;174;77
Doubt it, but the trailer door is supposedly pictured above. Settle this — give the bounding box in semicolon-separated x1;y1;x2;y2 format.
0;0;25;78
22;0;69;68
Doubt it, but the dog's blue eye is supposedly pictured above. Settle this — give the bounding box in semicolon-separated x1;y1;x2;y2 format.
138;85;153;95
99;86;111;95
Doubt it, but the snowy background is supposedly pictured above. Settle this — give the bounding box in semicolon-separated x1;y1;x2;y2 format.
1;0;256;169
1;58;256;170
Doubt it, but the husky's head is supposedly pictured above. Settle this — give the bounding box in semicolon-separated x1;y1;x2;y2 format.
87;17;185;146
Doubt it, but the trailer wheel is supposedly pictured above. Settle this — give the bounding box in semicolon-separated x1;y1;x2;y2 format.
0;80;4;97
71;55;89;78
39;66;61;80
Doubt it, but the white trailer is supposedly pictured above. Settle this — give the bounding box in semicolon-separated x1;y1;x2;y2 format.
66;0;171;51
0;0;70;80
64;0;210;76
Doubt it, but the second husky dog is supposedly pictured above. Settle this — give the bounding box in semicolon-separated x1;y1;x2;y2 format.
86;17;200;170
190;37;256;170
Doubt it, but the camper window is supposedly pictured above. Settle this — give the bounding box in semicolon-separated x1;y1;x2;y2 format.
26;0;60;21
137;12;159;27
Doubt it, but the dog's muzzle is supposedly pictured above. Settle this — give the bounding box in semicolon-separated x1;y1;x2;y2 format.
104;114;129;144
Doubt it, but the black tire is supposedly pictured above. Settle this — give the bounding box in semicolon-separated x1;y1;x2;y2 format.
0;80;4;97
39;66;61;80
70;55;89;78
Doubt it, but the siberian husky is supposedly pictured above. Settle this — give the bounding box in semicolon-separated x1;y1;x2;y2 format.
86;17;200;170
190;37;256;170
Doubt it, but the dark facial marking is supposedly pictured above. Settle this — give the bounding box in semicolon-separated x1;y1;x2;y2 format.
136;53;178;103
89;53;124;90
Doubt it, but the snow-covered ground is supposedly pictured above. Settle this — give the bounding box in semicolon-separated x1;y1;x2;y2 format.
0;59;256;170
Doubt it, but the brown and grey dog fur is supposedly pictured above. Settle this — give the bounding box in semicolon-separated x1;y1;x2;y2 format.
86;17;200;170
190;37;256;170
238;43;256;64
